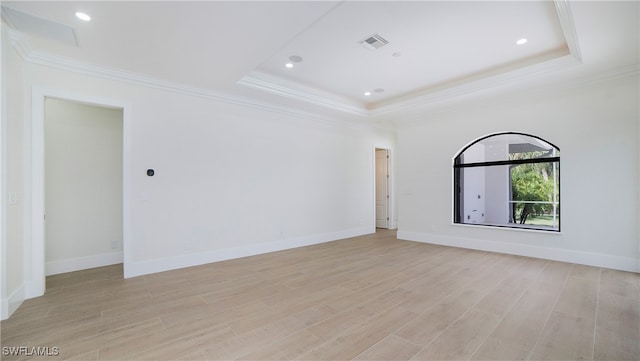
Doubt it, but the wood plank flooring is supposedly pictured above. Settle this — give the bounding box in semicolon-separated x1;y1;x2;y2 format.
2;230;639;360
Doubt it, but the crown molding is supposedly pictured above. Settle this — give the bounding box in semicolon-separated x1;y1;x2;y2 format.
238;71;370;117
241;47;581;119
238;50;579;118
3;26;378;131
4;0;635;130
370;50;581;117
236;0;586;117
5;27;31;60
391;63;639;128
554;0;582;63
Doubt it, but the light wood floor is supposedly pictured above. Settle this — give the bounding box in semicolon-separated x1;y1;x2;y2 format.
2;230;639;360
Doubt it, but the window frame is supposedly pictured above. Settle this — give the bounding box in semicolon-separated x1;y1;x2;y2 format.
453;132;560;232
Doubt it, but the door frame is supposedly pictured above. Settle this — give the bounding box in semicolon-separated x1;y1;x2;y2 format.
373;145;395;230
26;87;132;299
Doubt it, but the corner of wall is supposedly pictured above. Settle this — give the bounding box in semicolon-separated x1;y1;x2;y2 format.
46;252;123;276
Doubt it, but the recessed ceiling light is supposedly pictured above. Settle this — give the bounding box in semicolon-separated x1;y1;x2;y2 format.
285;63;294;68
364;92;372;96
75;12;91;21
516;38;528;45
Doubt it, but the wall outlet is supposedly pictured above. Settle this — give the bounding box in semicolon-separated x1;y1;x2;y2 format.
111;240;118;249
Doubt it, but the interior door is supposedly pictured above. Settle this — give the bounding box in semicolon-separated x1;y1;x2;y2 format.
375;149;389;228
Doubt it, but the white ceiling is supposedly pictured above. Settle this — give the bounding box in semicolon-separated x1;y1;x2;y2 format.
2;1;638;122
247;1;568;107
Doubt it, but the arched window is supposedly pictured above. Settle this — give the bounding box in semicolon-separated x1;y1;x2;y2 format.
453;132;560;231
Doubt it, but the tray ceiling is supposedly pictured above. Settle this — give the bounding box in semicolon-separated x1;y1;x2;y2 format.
2;1;637;119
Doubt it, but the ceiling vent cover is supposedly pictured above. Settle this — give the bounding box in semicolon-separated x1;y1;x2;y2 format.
359;33;389;50
1;6;78;47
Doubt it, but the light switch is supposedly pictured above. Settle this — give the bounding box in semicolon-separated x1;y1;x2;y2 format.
8;192;17;205
140;192;148;201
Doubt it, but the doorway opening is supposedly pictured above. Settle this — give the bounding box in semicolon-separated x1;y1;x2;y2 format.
44;98;124;277
27;88;131;299
375;148;390;229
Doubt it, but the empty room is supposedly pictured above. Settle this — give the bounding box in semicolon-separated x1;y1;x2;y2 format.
1;1;638;360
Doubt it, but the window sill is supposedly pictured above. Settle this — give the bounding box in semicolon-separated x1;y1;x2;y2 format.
451;222;563;235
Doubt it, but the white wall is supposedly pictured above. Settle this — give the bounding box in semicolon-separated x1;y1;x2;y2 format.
44;98;123;275
1;45;396;318
1;27;26;319
397;74;640;272
120;92;390;271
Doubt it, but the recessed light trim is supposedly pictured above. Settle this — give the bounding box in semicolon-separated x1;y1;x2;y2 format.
75;12;91;21
285;63;294;68
364;92;372;96
516;38;528;45
288;55;303;63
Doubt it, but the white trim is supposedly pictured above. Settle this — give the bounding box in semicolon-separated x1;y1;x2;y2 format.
397;230;639;273
1;22;9;321
554;0;582;63
3;4;586;121
126;227;372;278
394;65;640;129
237;1;582;117
238;72;369;116
0;298;6;321
46;252;123;276
28;87;132;299
5;20;633;129
372;52;580;116
25;88;44;299
239;51;579;117
1;284;24;321
3;27;367;131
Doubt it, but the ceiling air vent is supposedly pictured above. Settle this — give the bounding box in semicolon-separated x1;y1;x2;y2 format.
2;6;78;47
358;33;389;50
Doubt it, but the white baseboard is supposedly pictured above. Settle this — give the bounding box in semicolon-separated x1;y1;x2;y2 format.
46;252;123;276
1;284;24;320
125;227;373;278
397;230;639;273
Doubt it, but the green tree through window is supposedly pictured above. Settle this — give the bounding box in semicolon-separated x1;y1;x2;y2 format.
509;151;559;227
